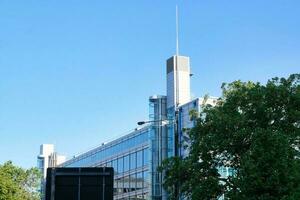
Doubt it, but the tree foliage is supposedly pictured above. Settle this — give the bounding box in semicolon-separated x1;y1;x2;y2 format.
0;161;41;200
160;74;300;200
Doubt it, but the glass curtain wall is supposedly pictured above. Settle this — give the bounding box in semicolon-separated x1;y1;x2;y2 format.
149;95;167;200
60;128;151;200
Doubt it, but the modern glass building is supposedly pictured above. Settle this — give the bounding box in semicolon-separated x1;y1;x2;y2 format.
61;125;151;199
59;54;218;200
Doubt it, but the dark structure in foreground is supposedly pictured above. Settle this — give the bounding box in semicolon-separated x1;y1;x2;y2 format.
45;167;113;200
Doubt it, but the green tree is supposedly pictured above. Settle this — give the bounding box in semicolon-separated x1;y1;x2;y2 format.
0;161;41;200
160;74;300;200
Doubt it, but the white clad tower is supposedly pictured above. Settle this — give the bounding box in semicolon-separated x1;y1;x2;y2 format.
166;55;191;108
166;6;191;108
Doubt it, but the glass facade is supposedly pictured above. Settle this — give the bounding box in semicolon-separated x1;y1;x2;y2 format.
60;127;151;200
58;97;220;200
63;130;149;168
167;107;176;158
148;95;168;200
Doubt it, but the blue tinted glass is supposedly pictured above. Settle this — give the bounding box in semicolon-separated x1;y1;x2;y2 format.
124;155;129;172
137;151;143;168
143;171;149;189
124;176;130;193
118;157;123;173
136;172;143;190
143;149;149;166
130;173;136;192
112;159;118;175
130;153;136;170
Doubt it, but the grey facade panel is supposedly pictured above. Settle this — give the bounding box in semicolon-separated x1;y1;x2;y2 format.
167;56;190;74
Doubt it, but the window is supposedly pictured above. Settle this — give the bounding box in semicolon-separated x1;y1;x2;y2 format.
116;177;123;194
112;159;118;175
114;176;118;195
136;172;143;190
130;173;136;192
137;151;143;168
124;155;129;172
123;176;130;193
143;171;149;188
118;157;123;174
130;153;136;170
37;159;44;168
143;149;149;166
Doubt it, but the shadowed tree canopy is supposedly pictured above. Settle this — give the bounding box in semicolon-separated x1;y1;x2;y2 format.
160;74;300;200
0;161;41;200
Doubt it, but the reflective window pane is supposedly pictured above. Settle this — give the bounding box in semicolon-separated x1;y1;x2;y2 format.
118;157;123;173
112;159;118;175
124;155;129;172
130;173;136;192
123;176;130;193
143;171;150;189
117;177;123;194
130;152;136;170
143;149;149;166
136;172;143;191
137;151;143;168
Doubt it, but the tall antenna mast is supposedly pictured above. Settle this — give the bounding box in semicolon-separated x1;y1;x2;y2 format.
176;5;179;56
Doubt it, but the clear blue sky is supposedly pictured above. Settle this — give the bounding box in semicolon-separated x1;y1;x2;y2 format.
0;0;299;168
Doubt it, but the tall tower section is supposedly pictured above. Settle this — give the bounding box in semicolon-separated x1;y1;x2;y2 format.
166;55;191;108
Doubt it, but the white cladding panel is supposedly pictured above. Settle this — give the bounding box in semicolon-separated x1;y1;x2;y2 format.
166;56;191;108
177;70;191;106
